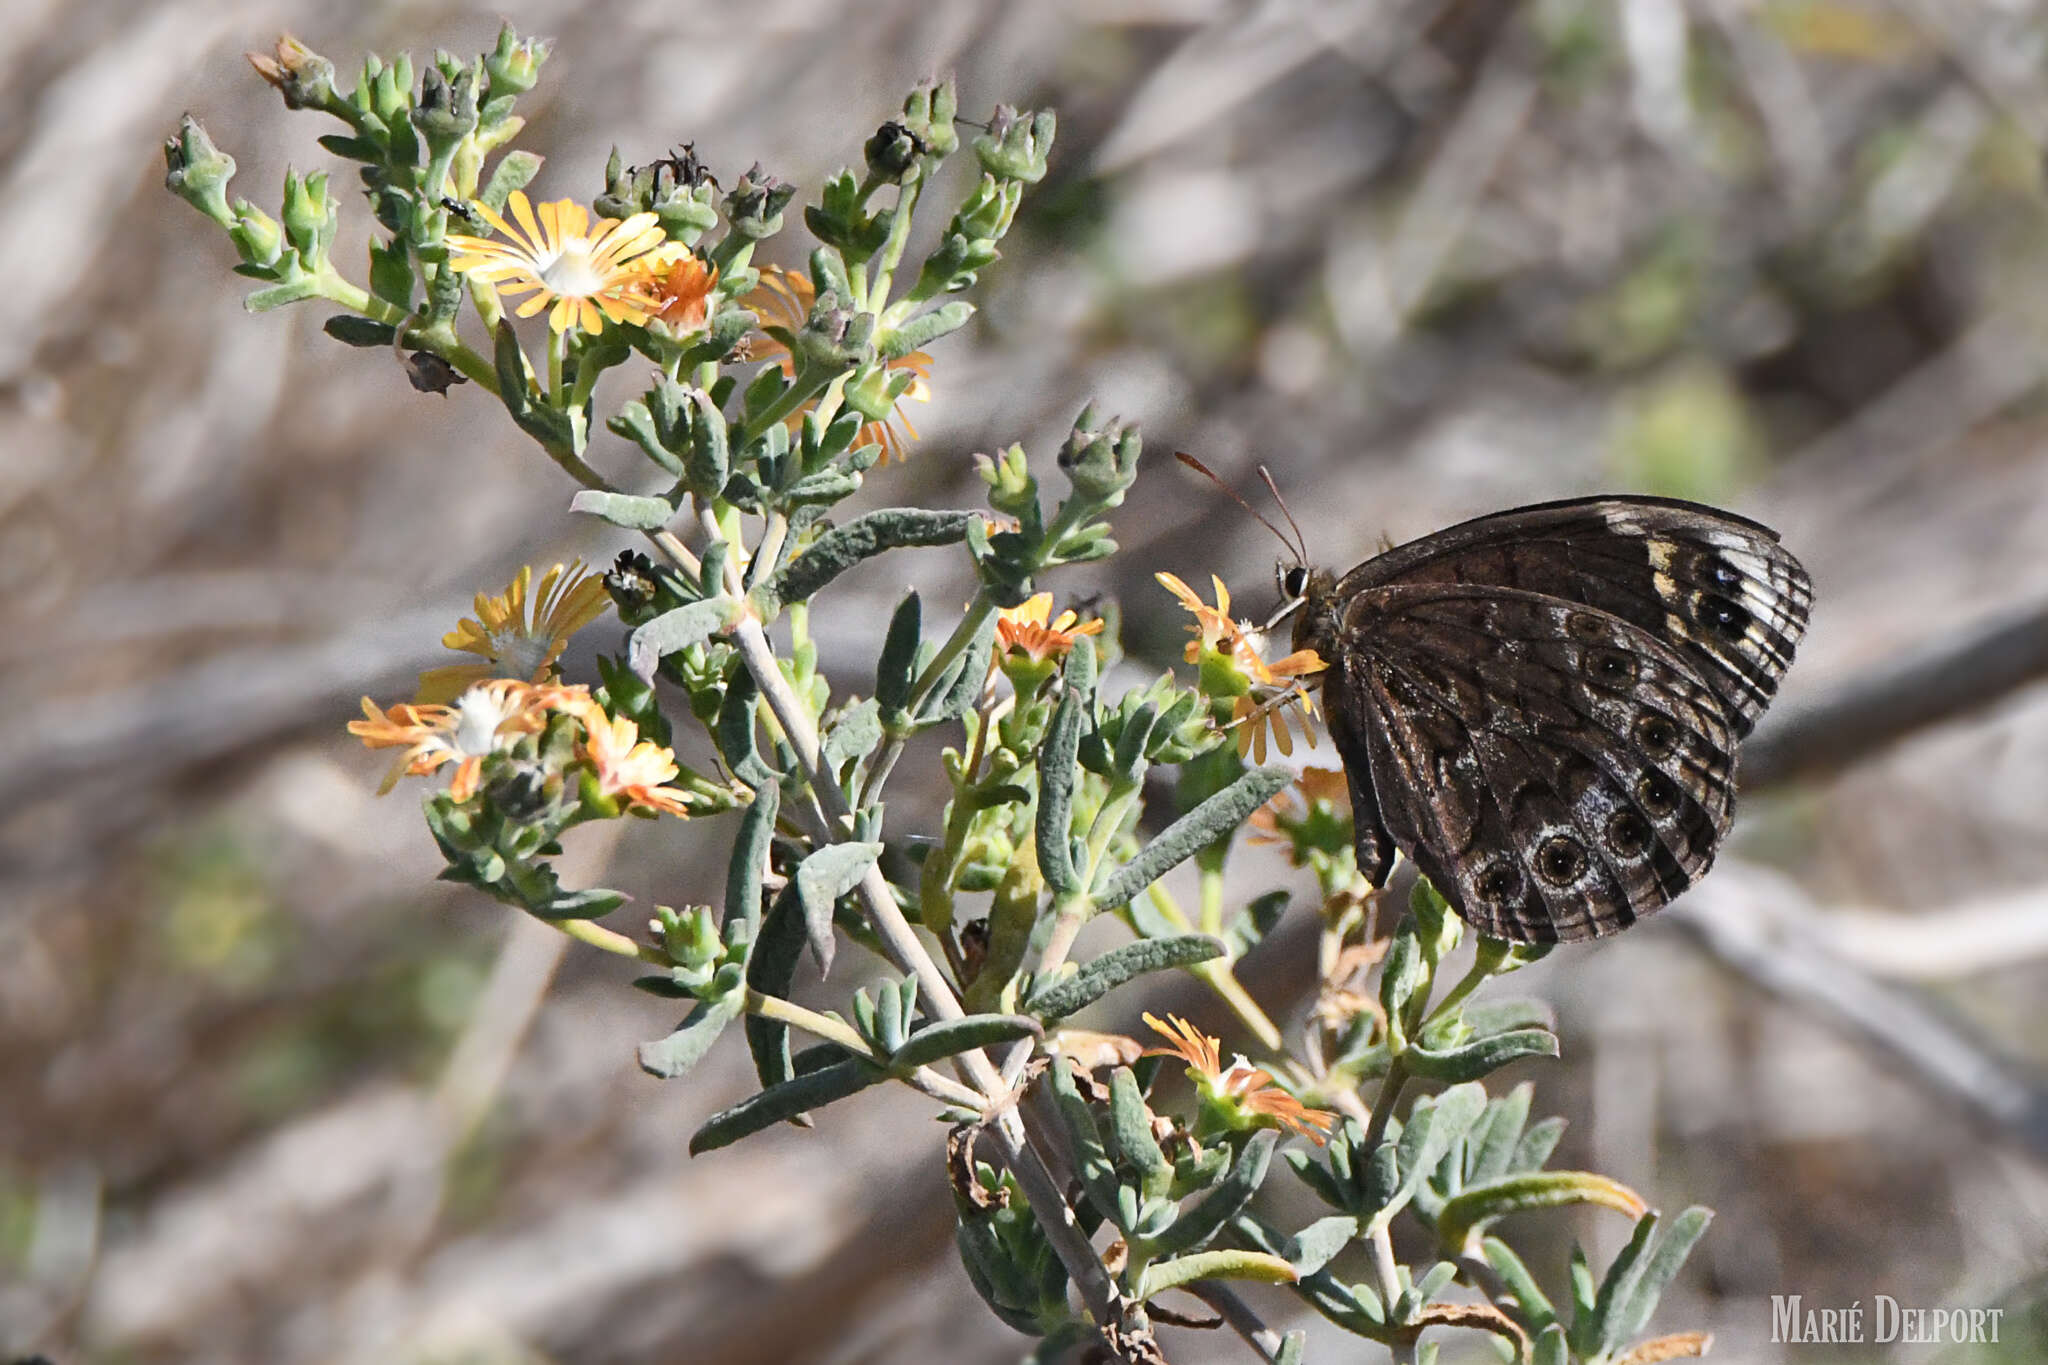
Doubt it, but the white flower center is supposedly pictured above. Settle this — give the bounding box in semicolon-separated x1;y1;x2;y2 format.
539;241;608;298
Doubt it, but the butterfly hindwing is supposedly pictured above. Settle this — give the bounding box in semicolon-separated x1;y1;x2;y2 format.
1326;584;1740;942
1330;496;1811;738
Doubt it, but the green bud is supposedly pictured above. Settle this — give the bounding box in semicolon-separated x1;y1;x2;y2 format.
723;162;796;240
368;54;411;128
902;78;958;158
227;200;283;267
974;105;1055;184
246;35;338;112
163;115;236;228
975;443;1037;519
794;292;874;369
411;61;480;155
842;362;912;422
954;174;1020;241
484;23;549;98
1056;406;1141;504
864;119;924;182
279;168;335;263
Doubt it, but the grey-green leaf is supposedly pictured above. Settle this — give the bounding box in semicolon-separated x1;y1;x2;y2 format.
568;489;677;530
767;508;978;608
795;842;882;975
891;1013;1041;1070
1146;1130;1276;1259
689;1057;886;1154
1024;934;1225;1021
1035;684;1086;897
638;993;743;1079
628;595;733;681
1090;765;1292;911
1404;1027;1559;1083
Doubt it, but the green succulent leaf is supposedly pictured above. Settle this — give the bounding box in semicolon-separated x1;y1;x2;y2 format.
638;992;743;1079
1090;766;1291;911
1024;934;1224;1021
689;1056;887;1154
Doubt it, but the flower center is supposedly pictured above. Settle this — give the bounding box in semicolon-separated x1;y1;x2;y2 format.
539;241;609;298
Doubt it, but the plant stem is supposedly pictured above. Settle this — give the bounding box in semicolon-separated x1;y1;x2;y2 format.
719;607;1123;1330
744;988;984;1110
1363;1055;1409;1151
866;169;924;307
1185;1283;1287;1362
543;915;667;963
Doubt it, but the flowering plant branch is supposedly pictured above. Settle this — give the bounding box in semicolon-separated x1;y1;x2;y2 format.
168;28;1716;1363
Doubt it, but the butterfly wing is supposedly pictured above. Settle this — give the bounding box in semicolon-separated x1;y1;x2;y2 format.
1331;496;1811;738
1323;583;1739;942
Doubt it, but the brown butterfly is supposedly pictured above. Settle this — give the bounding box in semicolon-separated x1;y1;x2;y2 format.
1209;467;1812;943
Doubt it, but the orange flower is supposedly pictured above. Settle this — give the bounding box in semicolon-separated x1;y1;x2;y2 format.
562;698;695;817
1156;572;1325;759
748;266;932;462
1143;1012;1336;1145
635;251;720;335
349;679;574;800
995;592;1104;663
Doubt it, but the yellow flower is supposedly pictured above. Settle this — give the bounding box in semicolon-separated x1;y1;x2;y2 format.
446;191;673;335
417;561;611;705
636;251;720;336
748;266;933;463
1142;1013;1336;1145
349;679;575;800
995;592;1104;663
561;697;695;817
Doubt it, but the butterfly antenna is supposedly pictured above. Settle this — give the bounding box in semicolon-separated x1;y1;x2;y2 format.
1175;451;1304;563
1254;465;1309;565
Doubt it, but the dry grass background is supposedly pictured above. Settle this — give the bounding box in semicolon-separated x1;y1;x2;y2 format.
4;1;2048;1361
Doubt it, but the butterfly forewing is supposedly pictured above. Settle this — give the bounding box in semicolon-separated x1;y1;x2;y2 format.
1296;495;1808;944
1328;496;1811;737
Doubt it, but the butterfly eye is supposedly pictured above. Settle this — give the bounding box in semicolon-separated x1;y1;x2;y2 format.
1534;835;1588;887
1633;713;1679;756
1586;648;1636;687
1694;592;1752;638
1636;770;1681;816
1280;565;1311;599
1474;860;1522;905
1604;810;1652;857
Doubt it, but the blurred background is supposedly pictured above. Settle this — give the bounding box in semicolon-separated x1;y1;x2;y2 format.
4;0;2048;1361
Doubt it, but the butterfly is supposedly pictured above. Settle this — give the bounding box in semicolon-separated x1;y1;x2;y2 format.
1266;494;1812;943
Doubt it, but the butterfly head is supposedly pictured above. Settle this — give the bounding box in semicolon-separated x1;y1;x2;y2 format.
1273;561;1341;664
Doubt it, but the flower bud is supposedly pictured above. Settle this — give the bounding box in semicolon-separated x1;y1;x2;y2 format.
722;162;795;240
1056;407;1141;503
227;200;283;267
974;105;1055;184
280;168;335;263
163;115;236;228
412;61;480;156
246;34;337;111
902;78;958;158
484;23;549;97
